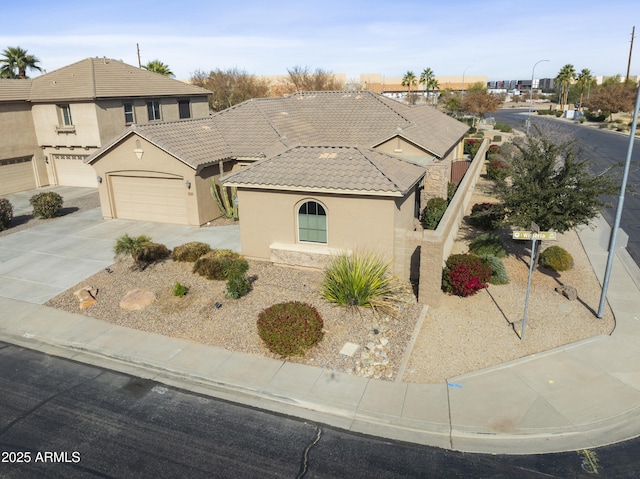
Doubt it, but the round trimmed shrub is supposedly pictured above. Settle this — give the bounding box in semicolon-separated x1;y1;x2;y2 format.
132;242;171;265
469;232;506;258
467;202;505;230
0;198;13;231
30;191;63;218
540;246;573;272
420;197;448;230
257;301;324;357
442;254;492;297
480;254;509;285
193;249;247;281
172;242;211;262
486;159;510;182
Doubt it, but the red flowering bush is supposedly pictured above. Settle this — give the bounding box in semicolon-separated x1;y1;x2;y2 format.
442;254;492;297
464;138;483;157
257;301;324;357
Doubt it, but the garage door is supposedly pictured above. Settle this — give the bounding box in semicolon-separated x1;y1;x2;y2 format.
51;154;97;187
0;157;36;195
110;175;189;224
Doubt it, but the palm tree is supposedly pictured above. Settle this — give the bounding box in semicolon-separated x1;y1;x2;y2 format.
555;64;576;109
575;68;592;110
142;59;174;77
427;78;440;107
401;70;417;105
419;68;434;105
0;46;42;79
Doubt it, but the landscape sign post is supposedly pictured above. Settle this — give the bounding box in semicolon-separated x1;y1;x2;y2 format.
511;222;557;340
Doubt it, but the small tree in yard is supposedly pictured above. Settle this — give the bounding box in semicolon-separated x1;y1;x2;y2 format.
494;131;619;263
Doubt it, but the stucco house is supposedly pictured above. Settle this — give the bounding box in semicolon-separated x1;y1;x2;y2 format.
0;57;211;195
86;90;468;280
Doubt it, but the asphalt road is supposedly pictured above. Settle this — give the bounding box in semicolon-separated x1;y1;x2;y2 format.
2;343;640;478
491;108;640;267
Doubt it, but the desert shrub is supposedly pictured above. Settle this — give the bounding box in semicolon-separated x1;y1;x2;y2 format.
540;246;574;272
420;197;448;230
114;234;152;260
172;242;211;262
257;301;324;357
467;202;505;230
322;251;403;313
469;232;506;258
132;242;171;267
442;254;492;297
585;111;608;122
447;182;457;202
494;122;512;133
464;138;482;157
493;135;502;142
479;254;509;285
554;111;563;117
486;159;511;182
0;198;13;231
224;260;251;299
172;282;188;297
487;144;502;156
30;191;63;218
193;249;243;280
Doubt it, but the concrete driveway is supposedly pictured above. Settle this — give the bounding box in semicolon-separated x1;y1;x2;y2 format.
0;187;240;304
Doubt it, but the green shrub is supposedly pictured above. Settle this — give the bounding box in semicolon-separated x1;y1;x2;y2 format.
114;234;152;260
132;242;171;267
322;251;403;313
493;135;503;142
585;111;608;122
172;242;211;262
257;301;324;357
420;197;448;230
224;260;251;299
486;144;502;156
554;111;563;118
442;254;492;297
0;198;13;231
479;254;509;285
464;138;483;157
467;202;505;230
193;249;244;280
540;246;574;272
469;232;506;258
172;282;188;297
494;122;512;133
447;182;457;202
29;192;63;218
486;159;510;182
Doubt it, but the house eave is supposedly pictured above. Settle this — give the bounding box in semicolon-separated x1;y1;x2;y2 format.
222;183;406;197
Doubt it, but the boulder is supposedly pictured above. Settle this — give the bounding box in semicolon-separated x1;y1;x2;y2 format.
120;289;156;311
74;286;98;309
555;284;578;301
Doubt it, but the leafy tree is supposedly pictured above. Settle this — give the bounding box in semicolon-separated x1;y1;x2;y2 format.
401;70;417;105
460;83;501;126
575;68;593;110
191;68;271;112
0;46;42;79
142;59;174;77
495;131;618;237
585;76;637;121
283;65;344;93
555;64;576;109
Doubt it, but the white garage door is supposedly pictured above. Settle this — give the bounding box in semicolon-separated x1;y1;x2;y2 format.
52;154;97;187
0;157;36;195
110;175;189;224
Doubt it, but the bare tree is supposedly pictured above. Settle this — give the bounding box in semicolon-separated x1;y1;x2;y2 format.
283;65;345;93
191;68;271;112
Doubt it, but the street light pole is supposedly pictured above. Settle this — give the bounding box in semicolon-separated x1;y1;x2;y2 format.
526;59;549;135
462;65;473;97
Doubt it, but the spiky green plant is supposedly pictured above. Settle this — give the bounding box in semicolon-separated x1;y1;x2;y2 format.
479;254;509;285
210;179;238;220
114;233;152;260
322;251;406;315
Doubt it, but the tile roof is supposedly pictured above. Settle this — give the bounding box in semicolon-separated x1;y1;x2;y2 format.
0;79;33;101
222;146;425;196
25;57;211;102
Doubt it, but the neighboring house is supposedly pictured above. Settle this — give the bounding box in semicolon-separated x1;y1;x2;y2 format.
0;57;211;195
86;90;468;280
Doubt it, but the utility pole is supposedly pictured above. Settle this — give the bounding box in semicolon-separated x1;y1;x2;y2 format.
626;26;635;83
137;43;142;68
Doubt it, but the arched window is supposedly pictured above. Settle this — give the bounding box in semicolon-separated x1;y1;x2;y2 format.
298;200;327;244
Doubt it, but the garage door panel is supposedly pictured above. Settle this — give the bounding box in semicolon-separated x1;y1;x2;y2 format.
52;155;96;187
0;157;36;195
110;175;188;224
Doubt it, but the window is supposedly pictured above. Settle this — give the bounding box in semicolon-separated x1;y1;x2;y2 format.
178;100;191;119
146;100;161;121
124;102;135;124
57;104;73;126
298;201;327;244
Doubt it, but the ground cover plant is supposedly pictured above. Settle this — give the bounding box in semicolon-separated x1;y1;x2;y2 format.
257;301;324;357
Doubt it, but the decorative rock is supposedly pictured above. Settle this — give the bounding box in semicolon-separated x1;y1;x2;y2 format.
120;288;156;311
74;286;98;309
555;284;578;301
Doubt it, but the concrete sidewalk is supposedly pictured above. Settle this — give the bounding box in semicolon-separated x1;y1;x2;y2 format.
1;209;639;454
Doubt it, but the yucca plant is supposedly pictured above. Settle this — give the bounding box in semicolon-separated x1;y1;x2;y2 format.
322;251;406;316
114;233;152;261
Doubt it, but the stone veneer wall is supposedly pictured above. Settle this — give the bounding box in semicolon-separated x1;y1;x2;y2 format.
405;139;489;307
422;161;450;202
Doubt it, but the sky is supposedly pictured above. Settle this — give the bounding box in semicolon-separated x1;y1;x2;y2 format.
2;0;639;82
